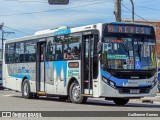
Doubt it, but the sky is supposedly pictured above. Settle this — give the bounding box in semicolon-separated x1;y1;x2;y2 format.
0;0;160;39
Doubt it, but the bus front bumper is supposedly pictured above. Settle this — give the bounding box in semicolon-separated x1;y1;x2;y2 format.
99;81;157;99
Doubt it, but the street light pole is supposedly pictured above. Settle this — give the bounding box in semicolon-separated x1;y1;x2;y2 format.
130;0;134;22
114;0;121;22
0;23;15;60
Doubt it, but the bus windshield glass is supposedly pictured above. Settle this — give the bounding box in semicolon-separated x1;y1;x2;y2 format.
102;36;156;70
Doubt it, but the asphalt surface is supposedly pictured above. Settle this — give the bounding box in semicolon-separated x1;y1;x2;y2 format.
0;89;160;120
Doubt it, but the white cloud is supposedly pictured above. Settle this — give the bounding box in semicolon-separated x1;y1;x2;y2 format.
0;0;114;37
1;0;160;38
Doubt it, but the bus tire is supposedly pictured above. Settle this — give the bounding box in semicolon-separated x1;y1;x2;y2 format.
113;98;129;105
22;79;32;99
69;81;87;104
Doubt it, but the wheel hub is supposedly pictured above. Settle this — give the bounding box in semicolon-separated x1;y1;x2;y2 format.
23;83;28;96
72;85;81;100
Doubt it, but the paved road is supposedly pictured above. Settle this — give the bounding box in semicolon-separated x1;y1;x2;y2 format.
0;90;160;120
0;90;160;111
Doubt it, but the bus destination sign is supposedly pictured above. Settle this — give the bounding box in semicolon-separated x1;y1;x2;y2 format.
106;25;152;35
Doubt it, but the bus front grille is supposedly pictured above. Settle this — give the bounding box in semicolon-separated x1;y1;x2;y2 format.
118;87;150;94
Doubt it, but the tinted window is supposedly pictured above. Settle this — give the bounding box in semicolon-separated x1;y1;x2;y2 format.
64;34;81;60
47;36;63;61
5;43;15;63
47;37;55;61
25;40;36;62
55;36;63;60
47;34;81;61
15;42;25;62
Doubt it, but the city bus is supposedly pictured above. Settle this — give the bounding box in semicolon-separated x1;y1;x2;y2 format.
3;22;157;105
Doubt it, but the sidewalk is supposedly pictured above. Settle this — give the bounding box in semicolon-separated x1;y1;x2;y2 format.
140;93;160;104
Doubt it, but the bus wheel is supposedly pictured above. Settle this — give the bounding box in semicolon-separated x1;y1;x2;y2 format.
113;98;129;105
69;81;87;104
22;79;32;99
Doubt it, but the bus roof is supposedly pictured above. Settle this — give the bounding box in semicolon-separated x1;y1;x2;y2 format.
5;22;154;43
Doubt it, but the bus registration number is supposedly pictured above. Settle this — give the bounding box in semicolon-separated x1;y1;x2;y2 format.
130;89;140;94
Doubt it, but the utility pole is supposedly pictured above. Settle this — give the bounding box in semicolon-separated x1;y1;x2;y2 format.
0;23;15;59
114;0;121;22
130;0;134;22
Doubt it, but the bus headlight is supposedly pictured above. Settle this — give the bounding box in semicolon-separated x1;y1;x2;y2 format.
109;81;115;88
102;77;109;84
102;77;116;88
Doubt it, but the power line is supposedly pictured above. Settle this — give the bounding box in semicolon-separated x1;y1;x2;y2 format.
122;10;130;13
4;26;31;35
135;6;160;11
4;0;47;3
4;0;97;4
3;0;108;4
121;3;158;27
0;0;113;16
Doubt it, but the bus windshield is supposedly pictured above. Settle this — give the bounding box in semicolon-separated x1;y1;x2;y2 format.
102;36;156;70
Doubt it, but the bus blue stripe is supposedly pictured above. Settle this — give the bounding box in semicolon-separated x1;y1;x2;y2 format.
138;84;151;87
10;74;30;80
101;69;128;86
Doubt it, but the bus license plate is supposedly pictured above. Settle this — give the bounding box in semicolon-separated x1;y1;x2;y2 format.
130;89;140;94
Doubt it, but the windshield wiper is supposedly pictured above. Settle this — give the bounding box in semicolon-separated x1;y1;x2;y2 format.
136;38;145;62
121;42;129;55
137;45;142;61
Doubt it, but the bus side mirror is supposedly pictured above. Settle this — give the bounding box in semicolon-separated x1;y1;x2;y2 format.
97;42;103;54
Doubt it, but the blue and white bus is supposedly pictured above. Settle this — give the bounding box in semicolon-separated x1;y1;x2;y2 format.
3;22;157;105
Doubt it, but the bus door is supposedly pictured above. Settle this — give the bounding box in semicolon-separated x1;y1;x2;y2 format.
81;34;94;95
36;41;46;92
81;32;99;95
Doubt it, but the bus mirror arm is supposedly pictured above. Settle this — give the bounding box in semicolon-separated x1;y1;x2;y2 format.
97;42;103;54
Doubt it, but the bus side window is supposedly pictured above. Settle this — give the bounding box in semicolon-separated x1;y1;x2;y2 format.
25;40;36;62
72;46;79;59
54;36;63;61
64;34;81;60
47;37;55;61
55;49;63;60
5;44;9;63
5;43;15;64
15;42;25;63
